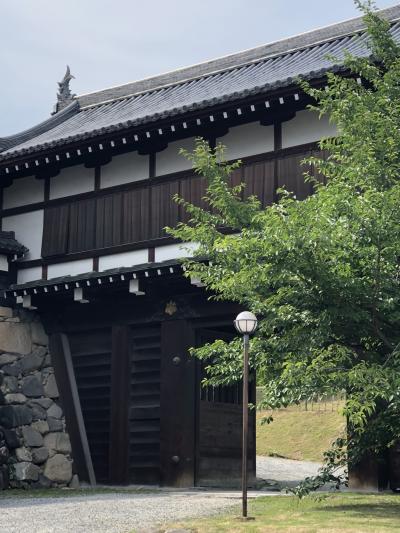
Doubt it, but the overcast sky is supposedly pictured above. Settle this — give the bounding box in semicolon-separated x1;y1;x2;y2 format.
1;0;397;135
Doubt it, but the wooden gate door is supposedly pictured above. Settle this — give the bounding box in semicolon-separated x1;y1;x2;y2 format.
195;328;256;487
159;319;196;487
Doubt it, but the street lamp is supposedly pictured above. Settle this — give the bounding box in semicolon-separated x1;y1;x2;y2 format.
234;311;258;519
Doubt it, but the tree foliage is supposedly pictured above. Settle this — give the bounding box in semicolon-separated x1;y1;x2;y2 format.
168;1;400;492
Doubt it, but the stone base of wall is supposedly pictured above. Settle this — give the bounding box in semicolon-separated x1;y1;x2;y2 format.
0;306;77;489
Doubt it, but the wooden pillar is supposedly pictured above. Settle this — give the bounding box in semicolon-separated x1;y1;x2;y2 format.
160;319;196;487
108;325;131;484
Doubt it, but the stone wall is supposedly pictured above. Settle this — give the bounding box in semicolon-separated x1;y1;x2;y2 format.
0;306;77;489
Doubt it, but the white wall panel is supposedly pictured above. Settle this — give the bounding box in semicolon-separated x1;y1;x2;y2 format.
3;176;44;209
0;255;8;272
49;165;95;199
154;242;198;262
98;249;148;271
101;151;149;188
217;122;274;160
156;137;195;176
2;210;44;261
48;259;93;280
282;110;337;148
17;267;42;284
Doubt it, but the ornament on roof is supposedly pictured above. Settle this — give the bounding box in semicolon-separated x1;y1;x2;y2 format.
53;65;76;114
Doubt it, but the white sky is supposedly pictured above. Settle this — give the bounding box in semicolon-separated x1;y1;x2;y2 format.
1;0;397;135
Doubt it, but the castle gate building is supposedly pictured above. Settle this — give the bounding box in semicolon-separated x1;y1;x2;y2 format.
1;6;399;489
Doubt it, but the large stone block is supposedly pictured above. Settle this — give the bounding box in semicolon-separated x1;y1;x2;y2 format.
22;426;43;447
1;376;18;394
5;393;27;404
32;446;49;465
31;322;48;346
0;405;32;428
47;417;63;432
30;398;53;409
2;362;21;377
0;445;9;465
69;474;80;489
0;354;18;367
43;374;59;399
29;403;47;421
21;375;44;398
15;447;32;462
20;352;45;374
0;307;13;319
0;322;32;355
13;461;40;481
47;403;63;419
43;454;72;483
2;428;20;448
31;420;49;435
44;432;71;454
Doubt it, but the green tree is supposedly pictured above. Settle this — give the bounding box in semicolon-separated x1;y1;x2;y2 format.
168;1;400;492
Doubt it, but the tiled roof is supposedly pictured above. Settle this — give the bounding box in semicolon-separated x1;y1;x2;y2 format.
7;258;183;293
0;231;28;256
1;5;400;162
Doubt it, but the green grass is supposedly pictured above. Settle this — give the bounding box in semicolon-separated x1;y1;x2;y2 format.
169;493;400;532
257;403;346;462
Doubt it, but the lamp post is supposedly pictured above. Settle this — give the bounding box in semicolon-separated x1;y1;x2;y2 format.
234;311;258;519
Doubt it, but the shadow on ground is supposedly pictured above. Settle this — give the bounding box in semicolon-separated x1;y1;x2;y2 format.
315;501;400;520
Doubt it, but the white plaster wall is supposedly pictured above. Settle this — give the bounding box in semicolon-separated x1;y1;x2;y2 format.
49;165;95;200
0;255;8;272
2;210;44;261
154;242;198;262
100;151;149;188
3;176;44;209
156;137;195;176
99;249;148;271
217;122;274;160
282;110;337;148
48;259;93;280
17;267;42;284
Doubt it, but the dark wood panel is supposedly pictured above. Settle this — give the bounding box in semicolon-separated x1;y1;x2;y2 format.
69;198;97;253
194;326;256;487
197;402;255;487
41;204;70;256
179;174;208;223
95;192;123;248
109;325;130;484
243;159;275;207
150;180;180;239
123;187;150;243
40;146;326;259
129;324;161;484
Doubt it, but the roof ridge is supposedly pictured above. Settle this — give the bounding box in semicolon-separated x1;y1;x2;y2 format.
77;4;400;108
79;28;358;111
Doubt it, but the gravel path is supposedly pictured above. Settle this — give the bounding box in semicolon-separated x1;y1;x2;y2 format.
256;455;322;488
0;490;267;533
0;457;320;533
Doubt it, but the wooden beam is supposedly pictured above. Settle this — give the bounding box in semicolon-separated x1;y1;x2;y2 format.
50;333;96;486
